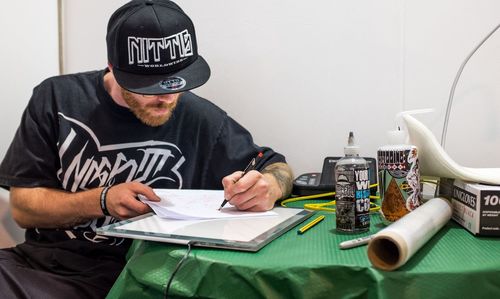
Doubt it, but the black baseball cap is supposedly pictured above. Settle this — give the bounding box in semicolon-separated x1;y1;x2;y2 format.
106;0;210;94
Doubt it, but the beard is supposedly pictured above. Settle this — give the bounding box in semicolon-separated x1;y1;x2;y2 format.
121;90;179;127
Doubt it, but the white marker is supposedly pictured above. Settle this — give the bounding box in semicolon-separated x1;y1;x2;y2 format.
339;235;374;249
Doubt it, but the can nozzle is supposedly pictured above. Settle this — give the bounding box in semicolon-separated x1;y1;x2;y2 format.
344;131;360;155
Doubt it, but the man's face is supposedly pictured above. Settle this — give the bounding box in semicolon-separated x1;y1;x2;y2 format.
121;89;180;127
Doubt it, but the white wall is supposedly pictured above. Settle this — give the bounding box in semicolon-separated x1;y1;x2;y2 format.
15;0;500;179
404;1;500;170
0;0;58;245
0;0;59;160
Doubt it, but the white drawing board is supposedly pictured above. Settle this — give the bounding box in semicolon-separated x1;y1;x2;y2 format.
96;207;313;252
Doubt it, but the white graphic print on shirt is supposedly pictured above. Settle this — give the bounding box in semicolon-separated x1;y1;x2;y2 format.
57;113;186;243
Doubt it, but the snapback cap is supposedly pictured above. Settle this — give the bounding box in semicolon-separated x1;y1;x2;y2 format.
106;0;210;94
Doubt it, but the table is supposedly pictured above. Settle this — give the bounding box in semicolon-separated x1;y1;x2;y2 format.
106;209;500;298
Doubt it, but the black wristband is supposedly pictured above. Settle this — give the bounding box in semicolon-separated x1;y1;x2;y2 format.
100;186;111;216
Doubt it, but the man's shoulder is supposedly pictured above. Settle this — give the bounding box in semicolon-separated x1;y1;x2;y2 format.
36;70;104;91
27;70;106;114
179;92;227;117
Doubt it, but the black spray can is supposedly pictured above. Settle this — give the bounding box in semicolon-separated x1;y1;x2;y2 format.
335;132;370;233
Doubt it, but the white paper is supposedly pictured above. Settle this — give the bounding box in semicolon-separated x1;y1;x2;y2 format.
367;197;452;271
140;189;277;220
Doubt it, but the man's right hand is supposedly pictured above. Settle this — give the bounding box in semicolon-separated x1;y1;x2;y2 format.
104;182;160;219
10;182;161;229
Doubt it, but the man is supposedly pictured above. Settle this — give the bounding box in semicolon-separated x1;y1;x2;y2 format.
0;1;293;298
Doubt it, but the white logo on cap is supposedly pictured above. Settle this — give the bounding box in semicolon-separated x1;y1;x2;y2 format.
159;77;186;91
128;29;193;66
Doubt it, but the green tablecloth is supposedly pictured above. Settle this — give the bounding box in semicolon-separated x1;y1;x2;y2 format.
106;209;500;299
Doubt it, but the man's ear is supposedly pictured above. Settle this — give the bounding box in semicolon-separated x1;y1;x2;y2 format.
107;63;114;73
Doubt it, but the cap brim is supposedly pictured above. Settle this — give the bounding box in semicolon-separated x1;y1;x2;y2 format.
113;55;211;95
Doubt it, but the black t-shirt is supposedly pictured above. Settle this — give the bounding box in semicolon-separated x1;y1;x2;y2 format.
0;69;285;258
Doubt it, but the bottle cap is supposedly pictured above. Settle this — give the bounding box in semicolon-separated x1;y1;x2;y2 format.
344;131;360;155
387;128;407;145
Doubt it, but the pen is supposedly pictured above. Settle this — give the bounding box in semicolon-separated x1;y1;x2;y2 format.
218;152;263;210
297;215;325;235
338;235;374;249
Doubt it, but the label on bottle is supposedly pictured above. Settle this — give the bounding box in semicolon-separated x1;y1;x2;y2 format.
335;166;370;232
377;146;422;222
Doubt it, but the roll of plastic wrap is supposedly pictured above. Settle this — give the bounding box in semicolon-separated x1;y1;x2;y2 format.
367;197;452;271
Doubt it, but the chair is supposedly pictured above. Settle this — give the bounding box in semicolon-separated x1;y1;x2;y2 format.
0;188;25;248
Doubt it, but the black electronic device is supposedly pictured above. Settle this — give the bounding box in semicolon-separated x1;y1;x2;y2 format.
292;157;378;196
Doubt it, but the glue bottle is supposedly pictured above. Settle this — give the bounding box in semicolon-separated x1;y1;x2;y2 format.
335;132;370;233
377;127;422;223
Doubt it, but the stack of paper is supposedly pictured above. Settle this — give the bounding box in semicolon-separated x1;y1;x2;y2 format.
140;189;278;220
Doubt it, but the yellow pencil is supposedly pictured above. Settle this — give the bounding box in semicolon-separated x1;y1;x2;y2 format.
297;215;325;235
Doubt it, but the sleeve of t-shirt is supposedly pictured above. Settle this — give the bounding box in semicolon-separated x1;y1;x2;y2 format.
0;82;61;189
202;115;286;189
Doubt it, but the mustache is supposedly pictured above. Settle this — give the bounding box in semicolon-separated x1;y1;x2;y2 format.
148;102;174;109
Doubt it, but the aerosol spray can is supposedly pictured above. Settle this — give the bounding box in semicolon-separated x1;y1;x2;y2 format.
377;128;422;223
335;132;370;233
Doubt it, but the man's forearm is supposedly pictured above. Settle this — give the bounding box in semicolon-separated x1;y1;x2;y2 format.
10;187;103;229
261;162;294;200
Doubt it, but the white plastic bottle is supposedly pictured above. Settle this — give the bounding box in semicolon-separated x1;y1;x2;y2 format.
377;128;422;223
335;132;370;233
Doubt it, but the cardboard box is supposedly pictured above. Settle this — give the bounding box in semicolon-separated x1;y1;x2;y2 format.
439;178;500;237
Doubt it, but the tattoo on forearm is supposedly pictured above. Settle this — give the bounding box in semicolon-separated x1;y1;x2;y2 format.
262;162;294;200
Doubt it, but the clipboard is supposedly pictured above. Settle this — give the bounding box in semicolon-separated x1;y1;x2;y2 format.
96;207;313;252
